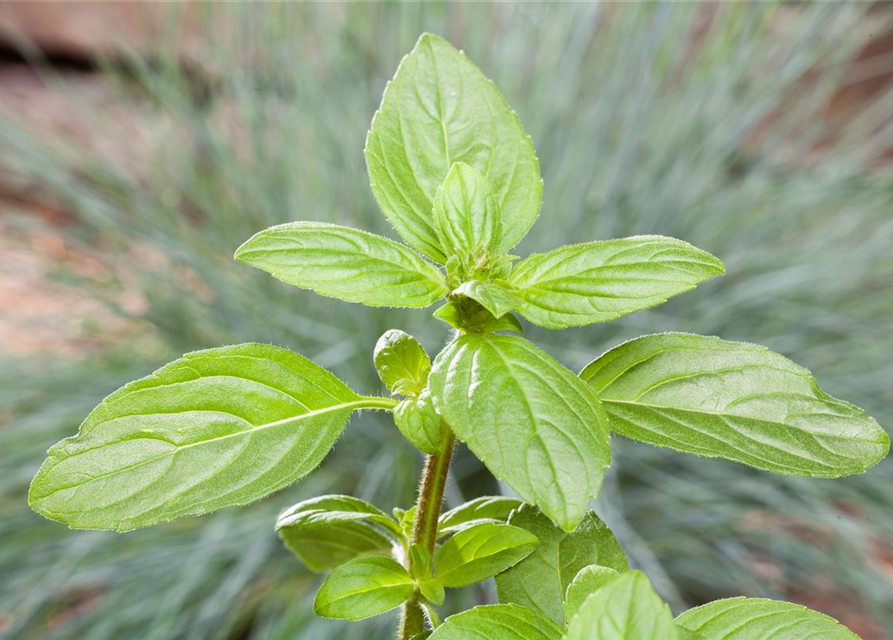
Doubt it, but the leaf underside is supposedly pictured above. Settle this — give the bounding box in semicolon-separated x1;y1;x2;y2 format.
29;343;365;531
581;332;889;477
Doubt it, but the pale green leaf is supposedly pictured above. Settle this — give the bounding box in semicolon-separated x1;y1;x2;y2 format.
676;627;707;640
434;522;538;588
276;494;399;571
365;33;541;262
452;280;518;319
374;329;431;396
427;604;563;640
675;597;862;639
438;496;523;537
565;571;677;640
313;556;415;620
563;565;620;623
28;343;386;532
507;236;724;329
495;505;628;626
394;390;442;455
581;333;889;477
279;521;393;573
429;335;611;531
235;222;447;308
433;162;502;267
433;300;523;334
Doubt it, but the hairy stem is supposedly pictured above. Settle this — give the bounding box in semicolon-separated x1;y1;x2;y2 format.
398;423;456;639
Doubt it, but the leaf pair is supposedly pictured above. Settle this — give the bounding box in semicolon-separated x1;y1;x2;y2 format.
305;498;538;621
430;570;863;639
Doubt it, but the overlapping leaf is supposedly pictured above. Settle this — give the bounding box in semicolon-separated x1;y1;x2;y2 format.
429;335;611;530
495;504;628;625
29;343;379;531
394;390;442;454
433;162;502;267
581;333;889;476
365;33;541;261
676;597;862;639
434;522;538;588
235;222;447;307
427;604;563;640
276;495;400;571
438;496;522;537
506;236;724;329
565;571;677;640
314;556;415;620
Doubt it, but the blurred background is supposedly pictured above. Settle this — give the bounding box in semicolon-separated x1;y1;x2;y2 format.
1;2;892;639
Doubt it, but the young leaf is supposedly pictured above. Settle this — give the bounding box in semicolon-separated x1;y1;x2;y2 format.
374;329;431;396
565;571;677;640
365;33;542;262
506;236;724;329
433;300;523;334
427;604;563;640
394;390;442;455
313;556;415;620
433;522;538;588
451;280;518;319
495;504;628;626
438;496;523;537
28;343;384;532
563;565;621;622
280;521;393;573
433;162;502;267
276;494;400;571
675;597;862;639
429;335;611;531
235;222;447;308
581;333;889;477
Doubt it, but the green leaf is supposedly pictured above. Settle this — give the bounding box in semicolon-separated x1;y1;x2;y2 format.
676;628;707;640
365;33;542;262
433;162;502;268
565;571;677;640
563;565;621;623
433;300;523;334
394;390;443;455
675;597;862;639
434;522;538;588
276;495;399;571
410;634;432;640
279;521;393;573
235;222;447;308
495;505;628;626
452;280;518;319
506;236;724;329
28;343;385;532
438;496;523;537
313;556;415;620
429;335;611;530
428;604;563;640
374;329;432;396
581;333;889;477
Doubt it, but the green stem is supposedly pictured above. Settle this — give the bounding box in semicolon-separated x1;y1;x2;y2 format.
398;423;456;639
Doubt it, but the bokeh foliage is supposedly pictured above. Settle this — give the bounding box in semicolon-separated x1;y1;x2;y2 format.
1;2;892;638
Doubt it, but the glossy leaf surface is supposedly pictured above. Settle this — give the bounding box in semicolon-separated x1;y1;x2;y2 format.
438;496;523;537
434;522;538;588
427;604;563;640
313;556;415;620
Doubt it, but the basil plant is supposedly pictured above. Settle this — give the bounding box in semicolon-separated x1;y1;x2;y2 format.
30;34;888;640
